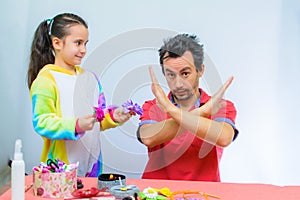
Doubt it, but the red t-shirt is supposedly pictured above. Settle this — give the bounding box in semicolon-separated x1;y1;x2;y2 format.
138;89;238;181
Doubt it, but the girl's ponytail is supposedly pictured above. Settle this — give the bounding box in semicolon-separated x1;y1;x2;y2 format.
27;19;54;89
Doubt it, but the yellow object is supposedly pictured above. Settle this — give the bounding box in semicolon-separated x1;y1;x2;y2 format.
153;187;172;197
109;174;113;180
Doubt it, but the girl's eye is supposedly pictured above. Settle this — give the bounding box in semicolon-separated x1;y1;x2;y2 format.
76;41;82;45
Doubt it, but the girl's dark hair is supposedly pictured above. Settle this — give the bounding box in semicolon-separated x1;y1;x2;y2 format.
159;33;204;73
27;13;88;89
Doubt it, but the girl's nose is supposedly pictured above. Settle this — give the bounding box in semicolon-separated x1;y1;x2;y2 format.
81;45;87;54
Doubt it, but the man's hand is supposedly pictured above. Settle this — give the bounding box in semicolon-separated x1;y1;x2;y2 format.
193;76;234;117
149;66;175;114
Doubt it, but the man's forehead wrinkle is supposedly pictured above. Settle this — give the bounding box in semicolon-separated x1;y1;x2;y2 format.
163;51;195;69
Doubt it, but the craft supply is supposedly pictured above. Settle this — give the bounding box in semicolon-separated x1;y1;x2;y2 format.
110;185;140;199
122;192;138;200
91;72;143;122
153;187;172;197
118;177;123;186
11;139;25;200
65;187;116;199
32;160;78;198
169;190;220;200
139;187;167;200
98;174;126;191
122;99;143;115
25;184;33;193
46;158;59;172
77;178;84;189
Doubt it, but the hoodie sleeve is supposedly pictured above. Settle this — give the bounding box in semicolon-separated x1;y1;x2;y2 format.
100;112;121;130
30;70;79;140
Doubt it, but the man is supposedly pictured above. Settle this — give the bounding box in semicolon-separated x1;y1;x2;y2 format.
137;33;238;181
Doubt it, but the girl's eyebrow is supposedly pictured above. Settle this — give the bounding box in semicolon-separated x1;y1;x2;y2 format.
74;37;88;42
75;38;84;42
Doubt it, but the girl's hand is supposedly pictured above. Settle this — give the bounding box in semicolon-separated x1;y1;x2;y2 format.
113;107;132;123
78;113;96;131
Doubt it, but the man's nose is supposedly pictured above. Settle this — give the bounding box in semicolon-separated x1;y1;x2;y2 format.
175;76;184;88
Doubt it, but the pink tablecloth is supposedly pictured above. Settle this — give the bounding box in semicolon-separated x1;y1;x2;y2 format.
1;175;300;200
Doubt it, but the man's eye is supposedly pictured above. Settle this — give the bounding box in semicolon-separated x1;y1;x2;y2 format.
182;72;189;77
167;73;175;78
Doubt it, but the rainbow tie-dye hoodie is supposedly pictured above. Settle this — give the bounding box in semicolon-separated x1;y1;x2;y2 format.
30;64;120;176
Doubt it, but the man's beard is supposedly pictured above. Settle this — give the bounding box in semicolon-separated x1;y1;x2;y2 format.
173;88;194;101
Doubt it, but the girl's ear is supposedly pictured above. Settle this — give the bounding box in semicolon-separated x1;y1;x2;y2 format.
52;37;62;50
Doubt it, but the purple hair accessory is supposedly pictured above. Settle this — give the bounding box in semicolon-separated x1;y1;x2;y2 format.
98;93;106;109
122;99;143;116
94;107;105;122
56;159;65;173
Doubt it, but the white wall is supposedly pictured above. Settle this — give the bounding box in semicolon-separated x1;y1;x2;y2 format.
1;0;299;187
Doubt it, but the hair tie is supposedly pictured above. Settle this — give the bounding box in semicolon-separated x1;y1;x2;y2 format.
45;18;54;36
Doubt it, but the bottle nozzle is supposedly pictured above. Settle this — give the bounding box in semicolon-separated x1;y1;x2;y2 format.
14;139;23;160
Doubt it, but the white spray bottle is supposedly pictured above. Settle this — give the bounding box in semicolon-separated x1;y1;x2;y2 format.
11;139;25;200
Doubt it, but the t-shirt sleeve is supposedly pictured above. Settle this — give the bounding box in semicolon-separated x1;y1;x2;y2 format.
137;99;168;144
212;100;239;140
138;99;167;126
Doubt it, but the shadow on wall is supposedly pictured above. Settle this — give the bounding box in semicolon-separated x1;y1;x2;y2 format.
0;161;11;194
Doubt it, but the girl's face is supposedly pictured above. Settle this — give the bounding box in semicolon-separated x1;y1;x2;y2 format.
54;24;89;72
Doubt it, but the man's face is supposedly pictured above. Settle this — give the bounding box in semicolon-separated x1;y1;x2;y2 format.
163;51;203;101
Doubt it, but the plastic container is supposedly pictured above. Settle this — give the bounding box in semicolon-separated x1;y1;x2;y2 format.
11;139;25;200
110;185;140;199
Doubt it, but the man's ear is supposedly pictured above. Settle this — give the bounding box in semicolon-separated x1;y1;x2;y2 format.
197;64;205;77
52;37;62;50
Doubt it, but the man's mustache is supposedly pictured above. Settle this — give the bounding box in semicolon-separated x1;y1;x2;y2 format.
173;88;189;93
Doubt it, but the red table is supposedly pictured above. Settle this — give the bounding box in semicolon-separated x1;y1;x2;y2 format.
1;175;300;200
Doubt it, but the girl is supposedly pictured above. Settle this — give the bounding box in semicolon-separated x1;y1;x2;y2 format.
27;13;131;176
